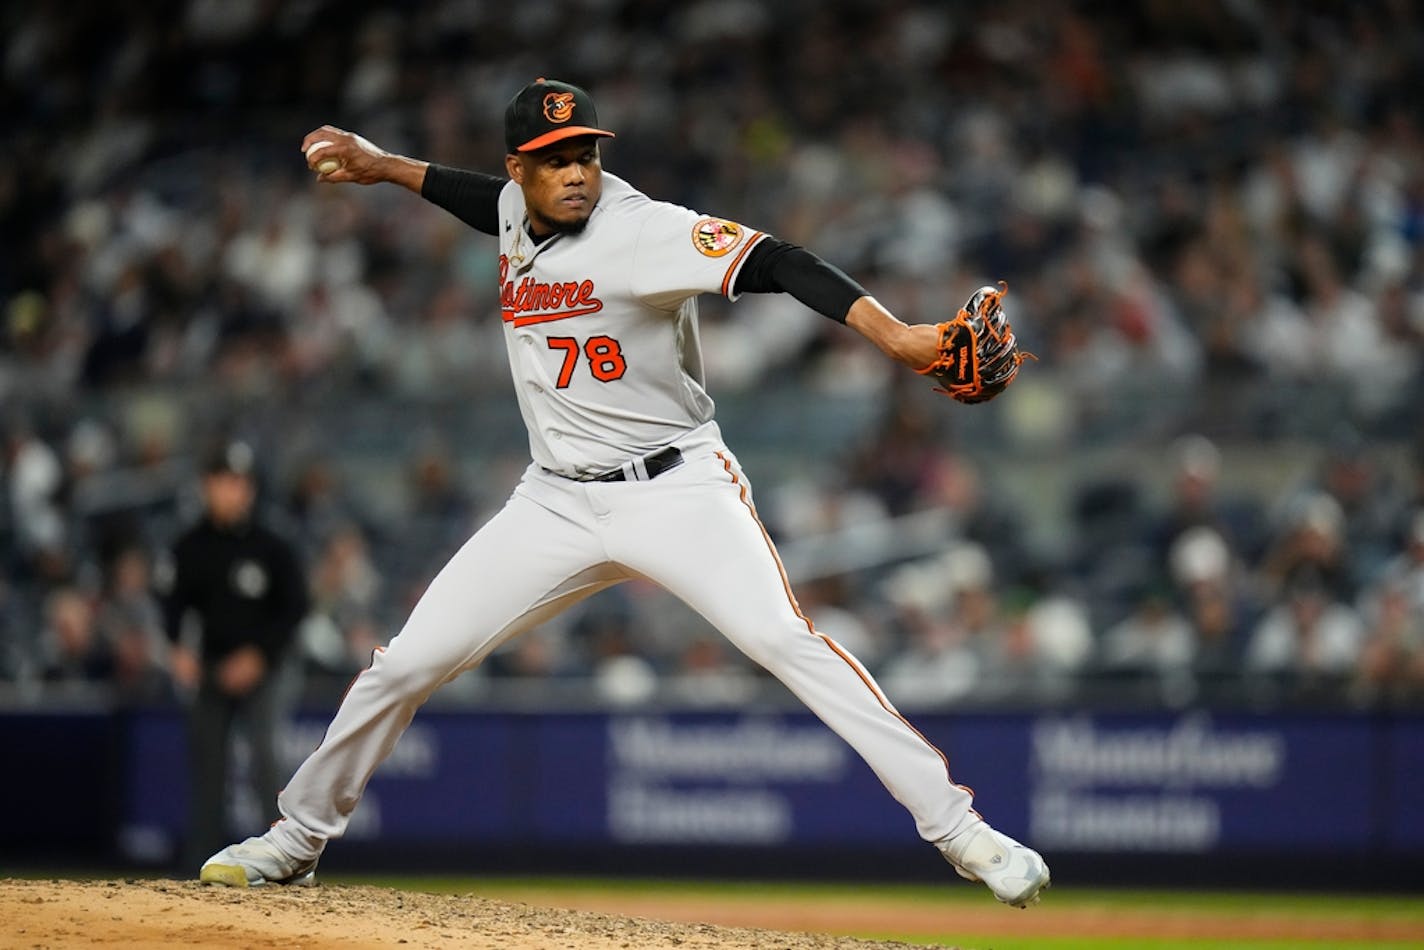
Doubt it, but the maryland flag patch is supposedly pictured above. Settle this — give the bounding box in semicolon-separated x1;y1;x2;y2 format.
692;218;743;257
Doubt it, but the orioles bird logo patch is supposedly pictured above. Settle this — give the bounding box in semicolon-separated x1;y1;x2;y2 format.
543;92;576;123
692;218;743;257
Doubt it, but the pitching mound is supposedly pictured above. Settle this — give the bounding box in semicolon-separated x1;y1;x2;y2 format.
0;878;933;950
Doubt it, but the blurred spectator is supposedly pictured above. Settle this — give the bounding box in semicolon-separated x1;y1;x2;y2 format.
1354;581;1424;705
877;618;979;709
406;438;475;526
574;597;660;707
285;277;393;385
1229;259;1314;381
1169;527;1256;690
307;523;382;626
1065;474;1151;625
1245;567;1366;691
1375;510;1424;619
0;577;31;683
401;435;479;575
1259;491;1355;603
93;543;173;704
1010;591;1095;699
223;205;318;315
284;454;361;560
5;416;71;585
1148;435;1264;566
879;543;996;706
1309;430;1407;580
38;586;110;686
850;398;943;517
297;609;385;702
389;281;491;396
299;521;387;692
299;522;385;694
1293;236;1406;418
80;263;153;388
915;449;1032;583
1099;585;1195;680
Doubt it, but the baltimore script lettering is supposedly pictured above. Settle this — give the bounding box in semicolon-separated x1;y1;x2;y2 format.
499;254;604;326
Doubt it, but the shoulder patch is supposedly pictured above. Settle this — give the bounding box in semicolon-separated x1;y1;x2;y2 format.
692;218;743;258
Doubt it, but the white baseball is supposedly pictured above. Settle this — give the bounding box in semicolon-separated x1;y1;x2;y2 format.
305;140;342;174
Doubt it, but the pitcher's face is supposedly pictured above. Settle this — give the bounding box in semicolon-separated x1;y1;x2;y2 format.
508;137;603;236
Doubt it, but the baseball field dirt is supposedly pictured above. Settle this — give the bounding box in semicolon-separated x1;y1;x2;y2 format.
5;877;1424;949
0;878;928;950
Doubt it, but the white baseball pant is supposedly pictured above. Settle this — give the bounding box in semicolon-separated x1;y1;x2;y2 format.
268;423;975;862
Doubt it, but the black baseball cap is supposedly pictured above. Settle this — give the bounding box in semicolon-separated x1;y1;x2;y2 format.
203;439;255;477
504;78;615;153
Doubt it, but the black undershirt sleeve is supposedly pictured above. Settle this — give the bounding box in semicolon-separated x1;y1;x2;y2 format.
732;238;868;324
420;164;504;236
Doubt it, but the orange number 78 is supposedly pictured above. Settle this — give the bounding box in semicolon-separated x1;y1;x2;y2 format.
547;335;627;387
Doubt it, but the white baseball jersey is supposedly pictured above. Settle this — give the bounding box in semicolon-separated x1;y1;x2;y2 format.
496;172;766;477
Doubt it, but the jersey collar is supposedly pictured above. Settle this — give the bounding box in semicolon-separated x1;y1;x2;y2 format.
508;216;564;270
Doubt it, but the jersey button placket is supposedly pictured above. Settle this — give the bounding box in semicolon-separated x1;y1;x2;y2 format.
524;336;543;392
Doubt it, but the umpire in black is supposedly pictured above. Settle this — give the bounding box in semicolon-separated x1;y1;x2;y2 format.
163;439;309;870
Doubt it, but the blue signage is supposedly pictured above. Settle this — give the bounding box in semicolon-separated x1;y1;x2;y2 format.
1388;717;1424;850
96;708;1424;862
1021;713;1372;852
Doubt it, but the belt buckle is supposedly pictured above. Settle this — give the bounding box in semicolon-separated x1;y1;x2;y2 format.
647;446;682;478
591;446;682;482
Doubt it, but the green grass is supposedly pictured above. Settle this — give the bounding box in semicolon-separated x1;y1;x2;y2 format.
326;875;1424;950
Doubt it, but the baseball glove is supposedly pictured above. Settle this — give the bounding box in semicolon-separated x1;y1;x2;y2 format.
916;281;1033;403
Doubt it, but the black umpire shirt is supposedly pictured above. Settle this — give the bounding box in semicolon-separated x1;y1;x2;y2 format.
163;516;309;671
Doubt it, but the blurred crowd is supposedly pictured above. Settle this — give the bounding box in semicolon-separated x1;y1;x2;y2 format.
4;0;1424;711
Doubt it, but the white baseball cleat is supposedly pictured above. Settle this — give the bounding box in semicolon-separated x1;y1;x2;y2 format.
935;820;1050;908
199;835;319;888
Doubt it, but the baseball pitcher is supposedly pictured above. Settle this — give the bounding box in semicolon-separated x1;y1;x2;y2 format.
201;78;1046;908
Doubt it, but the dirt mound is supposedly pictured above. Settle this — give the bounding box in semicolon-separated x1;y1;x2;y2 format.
0;878;935;950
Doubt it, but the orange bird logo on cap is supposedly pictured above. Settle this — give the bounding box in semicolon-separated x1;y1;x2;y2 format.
543;92;576;123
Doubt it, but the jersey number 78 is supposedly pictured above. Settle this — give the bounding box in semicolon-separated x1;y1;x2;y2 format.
547;335;627;388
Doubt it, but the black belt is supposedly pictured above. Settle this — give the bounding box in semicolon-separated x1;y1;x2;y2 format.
590;446;684;482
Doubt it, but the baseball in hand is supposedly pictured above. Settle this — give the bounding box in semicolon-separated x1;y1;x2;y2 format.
306;140;342;174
